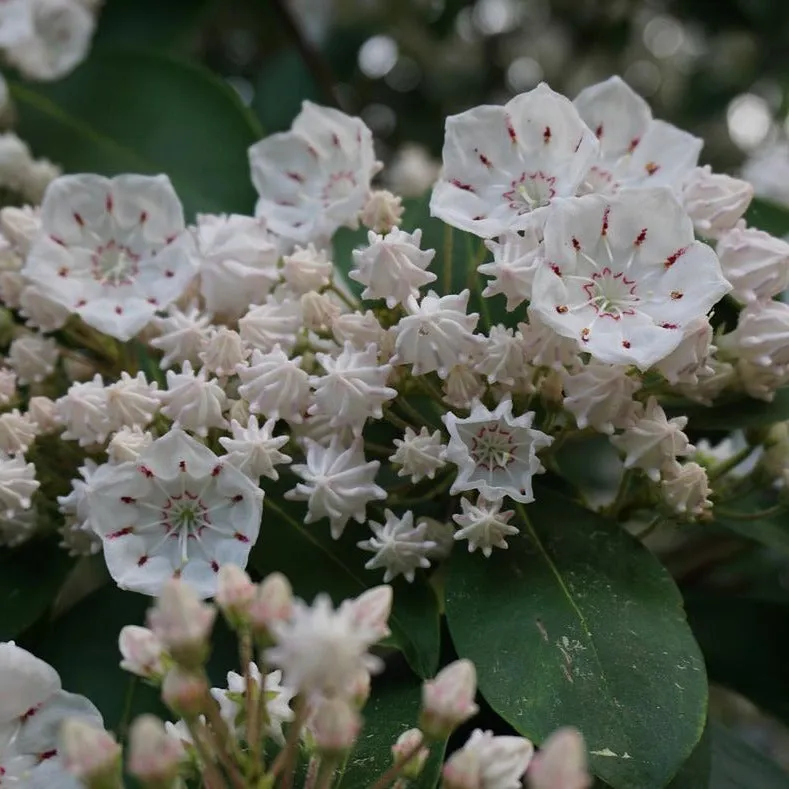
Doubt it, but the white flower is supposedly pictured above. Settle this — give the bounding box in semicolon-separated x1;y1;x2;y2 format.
442;365;486;410
196;213;279;319
198;327;249;377
118;626;166;680
265;593;383;696
715;225;789;304
349;228;436;308
237;346;310;423
249;101;379;243
430;82;598;238
3;0;96;81
282;243;333;294
610;397;693;481
443;397;552;503
88;429;264;598
562;361;641;434
1;205;41;256
285;437;385;539
18;283;71;332
57;459;111;556
159;361;228;437
0;0;34;49
211;664;294;744
479;227;544;310
239;296;302;355
527;727;590;789
332;309;387;350
0;510;37;547
452;496;518;557
219;416;291;481
519;309;580;370
0;410;36;455
681;165;753;238
342;585;393;642
530;188;730;369
107;426;154;463
106;371;159;431
447;729;534;789
675;358;735;405
660;461;712;517
475;325;528;387
360;189;404;233
309;342;396;433
150;303;211;370
574;75;702;196
7;334;58;385
301;291;340;331
0;368;17;406
654;317;714;385
127;715;185;784
55;375;109;446
719;301;789;376
390;426;447;483
357;510;435;583
23;174;198;341
420;659;478;739
734;358;789;402
393;290;481;379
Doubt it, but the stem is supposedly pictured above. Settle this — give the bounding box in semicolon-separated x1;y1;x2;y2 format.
389;472;455;507
270;696;309;784
315;757;339;789
604;469;635;519
708;444;757;482
202;695;247;789
118;676;138;743
186;719;229;789
715;503;786;521
304;756;322;789
240;630;259;778
443;223;453;292
382;407;411;432
367;739;429;789
632;514;665;540
328;282;358;311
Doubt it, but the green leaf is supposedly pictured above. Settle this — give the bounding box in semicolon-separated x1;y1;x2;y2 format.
252;491;441;678
685;595;789;726
673;387;789;433
0;538;74;641
745;197;789;237
709;722;789;788
714;490;789;553
10;50;261;218
445;487;707;789
338;662;445;789
667;724;711;789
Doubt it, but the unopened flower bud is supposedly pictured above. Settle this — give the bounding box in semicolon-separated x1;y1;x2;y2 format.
345;667;371;709
119;625;166;681
107;426;153;463
360;189;404;234
60;719;122;789
442;746;481;789
216;564;256;625
147;580;215;669
347;585;392;640
310;696;361;756
527;727;590;789
249;572;293;641
392;728;429;780
228;398;250;426
128;714;185;788
162;668;209;719
0;206;41;255
421;659;479;740
27;395;58;433
301;291;340;331
682;166;752;239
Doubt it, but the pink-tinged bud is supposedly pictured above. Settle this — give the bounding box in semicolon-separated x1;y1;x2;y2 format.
360;189;404;234
215;564;256;625
527;727;590;789
119;626;166;681
348;585;392;640
249;572;293;640
682;165;753;240
442;747;481;789
420;659;479;740
345;667;371;709
147;580;215;669
309;696;361;756
128;714;185;787
59;719;121;789
392;728;429;780
161;668;209;719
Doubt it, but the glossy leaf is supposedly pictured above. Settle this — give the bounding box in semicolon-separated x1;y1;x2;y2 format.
746;197;789;237
672;387;789;433
445;487;707;789
10;50;261;218
709;722;789;788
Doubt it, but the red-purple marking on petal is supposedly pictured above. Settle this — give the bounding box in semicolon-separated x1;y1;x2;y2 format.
138;465;155;478
107;526;134;539
645;161;660;176
58;266;69;277
670;290;683;300
450;178;475;193
73;212;84;227
571;237;581;251
234;532;250;543
210;560;219;573
635;228;647;246
211;464;222;477
595;124;604;139
179;460;186;472
664;247;688;269
286;171;306;184
543;126;552;144
137;555;148;567
139;210;148;224
106;194;114;213
121;496;136;504
601;206;610;236
505;116;517;143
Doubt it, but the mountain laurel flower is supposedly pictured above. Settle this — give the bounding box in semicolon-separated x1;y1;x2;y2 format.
0;368;17;407
7;333;58;385
309;342;397;433
237;346;311;423
392;729;429;780
357;509;436;583
249;101;379;243
0;453;39;517
196;212;279;320
392;290;481;379
249;572;294;639
660;461;712;517
159;361;228;436
479;226;544;310
475;325;528;387
106;371;159;431
719;300;789;376
59;720;121;788
450;729;534;789
527;727;591;789
574;75;702;196
128;714;185;786
0;409;37;455
390;426;447;483
342;585;393;642
55;374;111;446
215;564;256;623
301;290;341;331
332;309;388;350
88;429;263;598
610;398;693;481
420;659;479;740
162;667;210;719
281;243;333;294
530;188;730;369
349;227;436;308
150;302;211;369
266;592;384;696
308;696;362;756
147;580;216;669
219;415;291;480
452;496;518;557
0;205;41;255
360;188;404;233
653;317;714;386
0;641;61;721
286;436;386;539
430;82;598;238
198;327;250;377
715;224;789;304
0;509;37;547
118;625;166;680
239;296;303;354
107;425;154;463
22;174;198;341
443;397;553;503
443;364;486;410
18;282;71;332
681;165;753;238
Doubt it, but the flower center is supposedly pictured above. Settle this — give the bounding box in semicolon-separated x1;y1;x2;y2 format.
503;171;556;214
581;267;639;320
92;239;140;287
322;171;357;203
470;423;516;471
162;493;210;534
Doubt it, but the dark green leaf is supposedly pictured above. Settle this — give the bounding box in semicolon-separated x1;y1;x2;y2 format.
714;490;789;553
671;387;789;433
11;50;261;218
445;487;707;789
709;722;789;788
0;538;74;641
745;197;789;237
667;723;711;789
